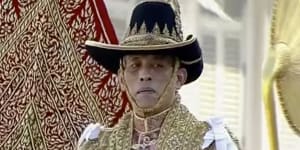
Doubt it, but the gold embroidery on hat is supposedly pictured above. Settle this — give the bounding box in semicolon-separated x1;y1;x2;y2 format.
140;22;147;33
130;23;138;35
121;34;177;46
162;24;168;35
140;0;183;41
122;0;183;45
122;21;182;46
181;57;202;65
153;23;160;35
86;36;196;50
172;0;183;40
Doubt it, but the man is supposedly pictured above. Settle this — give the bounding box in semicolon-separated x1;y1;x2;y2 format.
78;0;239;149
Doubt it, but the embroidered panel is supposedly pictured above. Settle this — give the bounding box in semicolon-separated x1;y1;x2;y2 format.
0;0;128;149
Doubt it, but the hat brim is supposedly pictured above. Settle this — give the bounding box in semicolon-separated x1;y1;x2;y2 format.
85;36;203;84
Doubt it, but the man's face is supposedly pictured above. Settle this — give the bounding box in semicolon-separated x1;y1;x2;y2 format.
122;55;175;109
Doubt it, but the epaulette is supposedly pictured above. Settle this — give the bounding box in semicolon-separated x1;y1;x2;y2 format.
202;117;239;150
77;123;112;149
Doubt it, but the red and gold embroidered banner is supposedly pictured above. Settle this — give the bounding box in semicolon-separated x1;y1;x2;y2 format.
0;0;128;149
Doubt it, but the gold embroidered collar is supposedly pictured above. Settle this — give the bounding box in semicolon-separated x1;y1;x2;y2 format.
82;102;211;150
106;102;210;150
133;107;170;133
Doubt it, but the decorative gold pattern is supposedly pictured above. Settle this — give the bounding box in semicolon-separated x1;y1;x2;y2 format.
121;0;183;46
122;22;181;45
0;0;128;149
133;107;169;133
85;36;197;51
79;102;211;150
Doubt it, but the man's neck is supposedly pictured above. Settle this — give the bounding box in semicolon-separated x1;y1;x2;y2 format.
133;108;170;133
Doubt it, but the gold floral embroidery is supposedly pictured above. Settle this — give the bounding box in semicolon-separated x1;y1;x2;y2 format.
80;103;210;150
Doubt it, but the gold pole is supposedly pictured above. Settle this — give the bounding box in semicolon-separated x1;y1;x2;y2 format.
262;77;279;150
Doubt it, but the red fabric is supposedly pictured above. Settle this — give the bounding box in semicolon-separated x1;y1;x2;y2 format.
0;0;128;149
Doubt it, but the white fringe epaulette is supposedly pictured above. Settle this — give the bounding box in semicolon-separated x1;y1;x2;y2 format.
201;117;238;150
77;123;112;149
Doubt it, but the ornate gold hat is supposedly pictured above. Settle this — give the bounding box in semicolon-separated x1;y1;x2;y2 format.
85;0;203;84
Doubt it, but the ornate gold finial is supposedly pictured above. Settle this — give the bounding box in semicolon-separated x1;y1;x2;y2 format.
169;0;183;41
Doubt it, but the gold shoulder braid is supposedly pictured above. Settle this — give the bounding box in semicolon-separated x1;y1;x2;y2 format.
156;103;210;150
80;102;211;150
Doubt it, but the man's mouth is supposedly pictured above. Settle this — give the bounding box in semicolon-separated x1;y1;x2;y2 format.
137;88;155;94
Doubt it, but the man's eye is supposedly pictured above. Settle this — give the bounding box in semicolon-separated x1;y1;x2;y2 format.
132;64;137;67
129;63;138;68
153;64;163;68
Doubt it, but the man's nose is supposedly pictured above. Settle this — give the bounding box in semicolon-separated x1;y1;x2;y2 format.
139;68;152;81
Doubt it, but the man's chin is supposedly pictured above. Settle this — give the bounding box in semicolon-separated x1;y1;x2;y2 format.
136;103;156;109
134;96;158;107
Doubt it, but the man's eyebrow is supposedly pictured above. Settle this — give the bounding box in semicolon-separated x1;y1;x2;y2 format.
152;55;174;62
153;55;169;59
125;55;172;61
125;56;141;62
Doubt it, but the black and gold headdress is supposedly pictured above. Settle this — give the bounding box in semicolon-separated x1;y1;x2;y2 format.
85;0;204;84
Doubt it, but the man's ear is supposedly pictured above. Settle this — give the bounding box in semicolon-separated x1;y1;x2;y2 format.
118;70;126;91
176;68;187;89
